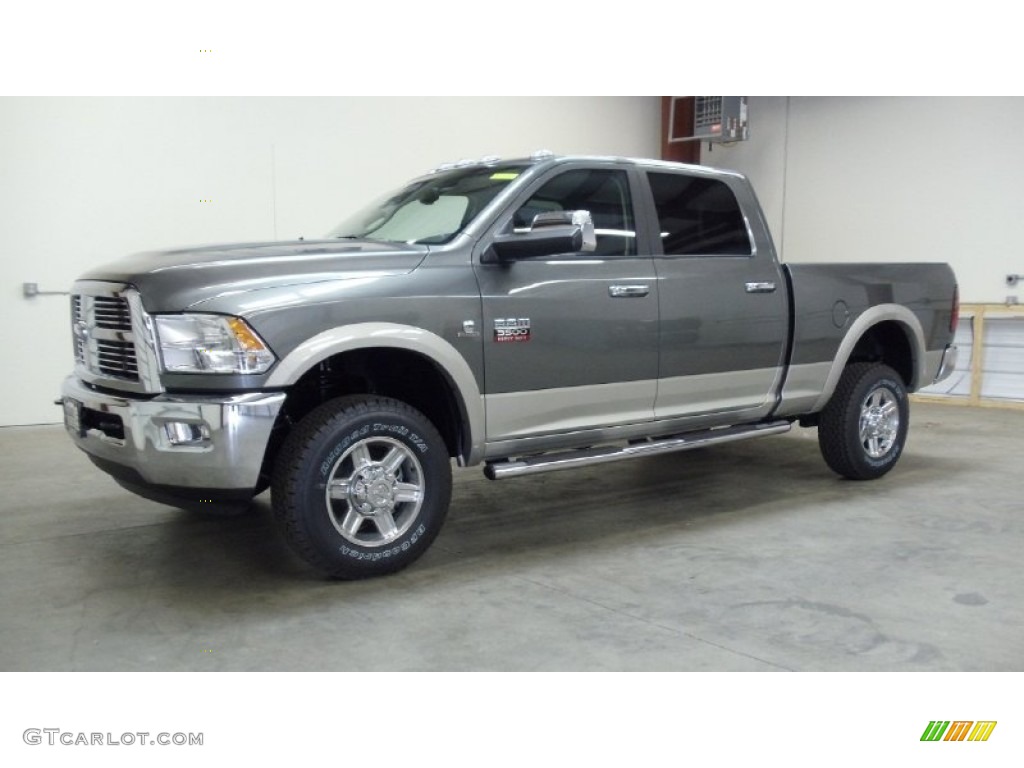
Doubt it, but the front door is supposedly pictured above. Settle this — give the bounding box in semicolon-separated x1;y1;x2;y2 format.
473;165;659;443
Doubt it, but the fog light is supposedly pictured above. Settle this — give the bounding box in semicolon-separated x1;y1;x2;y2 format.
165;422;209;446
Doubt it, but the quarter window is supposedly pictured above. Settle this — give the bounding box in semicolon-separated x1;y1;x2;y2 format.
514;169;637;256
647;172;751;256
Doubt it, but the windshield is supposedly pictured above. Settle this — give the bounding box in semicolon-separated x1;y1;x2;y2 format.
327;164;529;245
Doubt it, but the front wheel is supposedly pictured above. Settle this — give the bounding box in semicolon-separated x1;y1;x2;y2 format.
817;362;909;480
272;396;452;579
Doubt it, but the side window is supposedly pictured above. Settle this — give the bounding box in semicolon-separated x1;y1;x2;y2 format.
647;172;751;256
514;169;637;256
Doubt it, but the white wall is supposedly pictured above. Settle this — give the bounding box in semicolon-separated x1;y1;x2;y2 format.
0;97;660;426
701;97;1024;305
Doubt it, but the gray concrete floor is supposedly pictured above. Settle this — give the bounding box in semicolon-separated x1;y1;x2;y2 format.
0;403;1020;671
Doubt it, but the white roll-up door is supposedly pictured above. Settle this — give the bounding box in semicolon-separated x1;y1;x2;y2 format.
980;316;1024;402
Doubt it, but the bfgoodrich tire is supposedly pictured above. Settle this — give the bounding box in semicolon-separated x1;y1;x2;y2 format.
817;362;909;481
272;396;452;579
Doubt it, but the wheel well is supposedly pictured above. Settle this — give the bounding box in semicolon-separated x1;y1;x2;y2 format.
257;348;468;487
847;321;914;387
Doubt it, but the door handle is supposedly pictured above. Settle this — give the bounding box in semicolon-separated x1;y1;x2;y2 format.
609;284;650;298
745;281;777;294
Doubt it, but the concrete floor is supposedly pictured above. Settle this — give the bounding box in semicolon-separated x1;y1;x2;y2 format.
0;402;1020;671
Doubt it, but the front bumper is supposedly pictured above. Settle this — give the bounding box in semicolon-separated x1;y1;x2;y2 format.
60;375;286;503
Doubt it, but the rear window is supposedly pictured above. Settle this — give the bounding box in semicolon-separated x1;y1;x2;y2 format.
647;172;751;256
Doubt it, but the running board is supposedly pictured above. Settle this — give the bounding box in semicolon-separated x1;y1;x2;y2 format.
484;421;792;480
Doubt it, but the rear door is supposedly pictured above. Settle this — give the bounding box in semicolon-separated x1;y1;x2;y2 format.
473;163;659;442
640;168;789;422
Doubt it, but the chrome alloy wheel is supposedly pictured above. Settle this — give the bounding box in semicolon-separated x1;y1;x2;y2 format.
858;386;900;459
324;436;425;547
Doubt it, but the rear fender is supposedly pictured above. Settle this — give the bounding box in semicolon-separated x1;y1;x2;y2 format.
810;304;925;412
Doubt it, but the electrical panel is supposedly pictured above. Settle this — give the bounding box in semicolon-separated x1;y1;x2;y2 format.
669;96;749;143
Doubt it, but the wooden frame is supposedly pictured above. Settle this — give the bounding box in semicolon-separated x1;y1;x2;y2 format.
911;302;1024;412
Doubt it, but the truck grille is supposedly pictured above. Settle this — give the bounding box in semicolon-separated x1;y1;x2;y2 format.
95;338;139;378
93;295;133;331
71;290;140;383
71;295;86;363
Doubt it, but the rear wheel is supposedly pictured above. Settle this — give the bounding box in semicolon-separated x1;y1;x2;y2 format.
272;395;452;579
817;362;909;480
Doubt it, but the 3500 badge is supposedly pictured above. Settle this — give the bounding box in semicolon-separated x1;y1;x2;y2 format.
493;317;531;343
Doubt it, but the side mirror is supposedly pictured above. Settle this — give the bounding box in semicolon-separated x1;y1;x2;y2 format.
483;210;597;263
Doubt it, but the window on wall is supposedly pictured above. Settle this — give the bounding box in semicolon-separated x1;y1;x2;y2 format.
647;172;751;256
514;169;637;257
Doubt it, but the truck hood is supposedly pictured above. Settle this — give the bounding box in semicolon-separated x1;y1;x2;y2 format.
80;239;429;312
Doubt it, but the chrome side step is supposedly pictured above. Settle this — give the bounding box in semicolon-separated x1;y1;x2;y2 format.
484;421;792;480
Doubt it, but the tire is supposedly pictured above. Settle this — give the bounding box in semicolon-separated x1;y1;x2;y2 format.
817;362;909;480
271;395;452;579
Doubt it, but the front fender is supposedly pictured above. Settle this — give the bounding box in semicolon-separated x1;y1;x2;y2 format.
265;322;485;464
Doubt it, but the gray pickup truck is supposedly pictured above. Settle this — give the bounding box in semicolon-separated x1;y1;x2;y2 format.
60;153;959;578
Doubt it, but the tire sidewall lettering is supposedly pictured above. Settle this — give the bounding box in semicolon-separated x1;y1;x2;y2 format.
371;422;428;454
338;523;427;561
318;424;371;478
318;420;434;479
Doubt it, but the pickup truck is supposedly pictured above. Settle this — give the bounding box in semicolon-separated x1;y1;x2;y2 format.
60;153;959;579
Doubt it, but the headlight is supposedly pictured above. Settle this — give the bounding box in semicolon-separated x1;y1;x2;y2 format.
154;314;275;374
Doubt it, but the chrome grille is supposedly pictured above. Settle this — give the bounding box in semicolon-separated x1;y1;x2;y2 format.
71;295;85;364
71;289;140;383
92;295;132;331
95;338;139;378
70;281;161;394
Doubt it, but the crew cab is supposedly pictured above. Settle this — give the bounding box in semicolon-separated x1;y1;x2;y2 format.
60;153;959;578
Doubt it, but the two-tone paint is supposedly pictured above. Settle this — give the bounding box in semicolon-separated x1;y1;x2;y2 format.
65;154;958;496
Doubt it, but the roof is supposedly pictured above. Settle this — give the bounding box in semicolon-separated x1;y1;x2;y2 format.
428;151;746;180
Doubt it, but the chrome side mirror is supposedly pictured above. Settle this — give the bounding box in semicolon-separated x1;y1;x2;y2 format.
530;210;596;253
573;210;597;253
484;210;597;263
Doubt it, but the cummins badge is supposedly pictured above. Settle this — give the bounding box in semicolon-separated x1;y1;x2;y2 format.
493;317;531;343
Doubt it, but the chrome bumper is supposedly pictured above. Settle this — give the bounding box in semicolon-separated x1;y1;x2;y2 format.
934;344;958;384
60;375;286;491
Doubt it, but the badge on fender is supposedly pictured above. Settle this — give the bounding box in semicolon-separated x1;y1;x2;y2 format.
494;317;531;343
